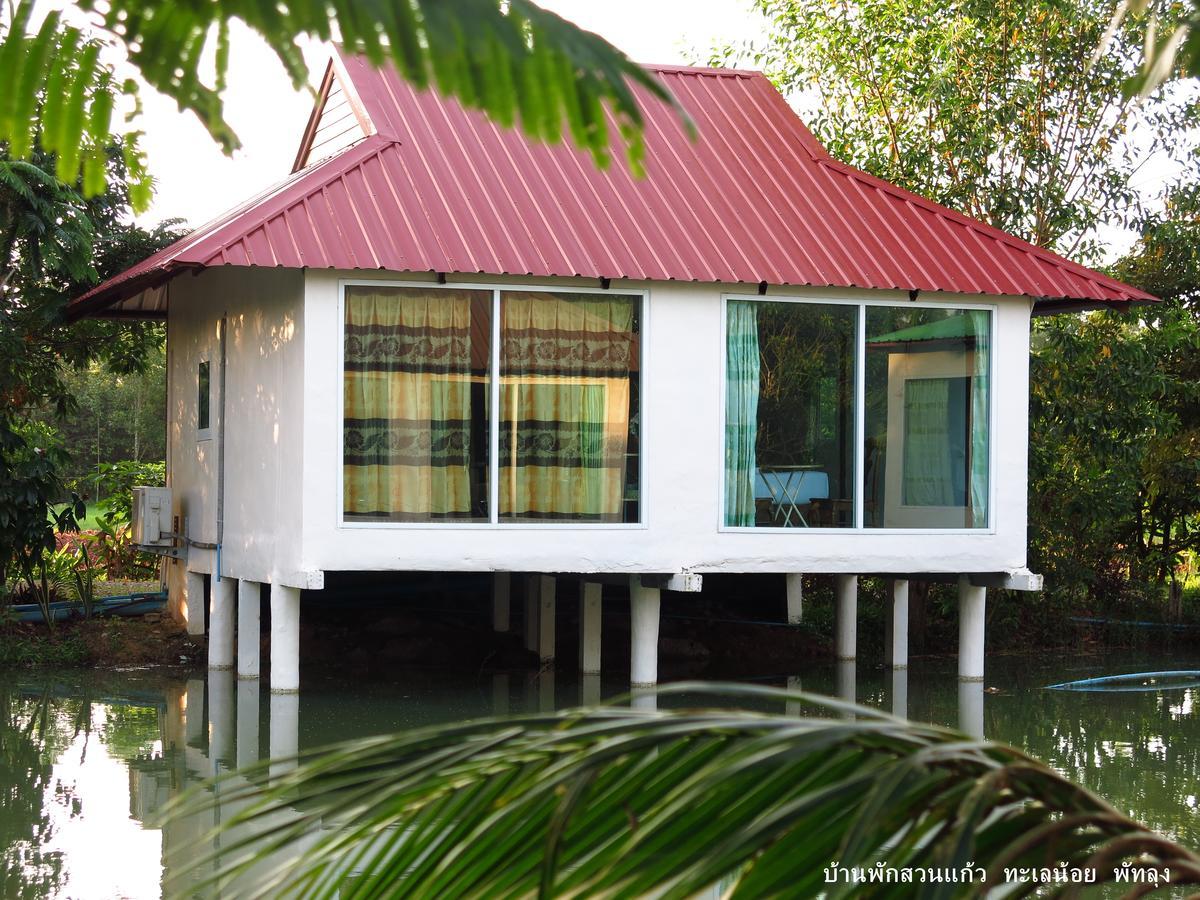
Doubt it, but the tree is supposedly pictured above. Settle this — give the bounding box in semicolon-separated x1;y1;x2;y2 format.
0;0;681;204
1029;187;1200;603
167;684;1200;898
710;0;1197;260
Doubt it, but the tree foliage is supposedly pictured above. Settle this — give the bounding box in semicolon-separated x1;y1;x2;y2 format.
167;684;1200;899
0;0;678;199
1029;188;1200;598
710;0;1197;260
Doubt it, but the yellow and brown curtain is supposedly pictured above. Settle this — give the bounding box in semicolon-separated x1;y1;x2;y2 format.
343;287;489;521
499;292;637;521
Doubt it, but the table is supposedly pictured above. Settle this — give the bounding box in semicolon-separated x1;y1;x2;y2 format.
759;465;825;527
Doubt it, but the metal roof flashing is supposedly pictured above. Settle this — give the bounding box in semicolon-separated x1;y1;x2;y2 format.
69;52;1154;320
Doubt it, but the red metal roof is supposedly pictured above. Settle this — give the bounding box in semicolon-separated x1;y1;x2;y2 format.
71;51;1152;317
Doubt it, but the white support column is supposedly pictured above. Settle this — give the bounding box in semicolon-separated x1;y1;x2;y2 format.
237;579;261;679
492;573;511;633
268;692;299;782
579;580;602;675
786;574;803;625
185;571;206;636
184;677;205;747
631;688;658;710
581;673;601;706
958;576;987;682
885;579;909;669
834;574;857;661
785;675;802;717
208;577;236;670
270;585;301;693
630;577;661;687
836;658;857;719
523;575;539;653
538;574;556;664
236;679;260;768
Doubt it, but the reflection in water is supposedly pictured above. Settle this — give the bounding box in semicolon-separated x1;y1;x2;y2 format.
3;651;1200;896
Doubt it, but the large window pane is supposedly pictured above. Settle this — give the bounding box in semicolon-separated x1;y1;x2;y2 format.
864;307;990;528
725;300;856;528
343;285;491;522
499;292;640;523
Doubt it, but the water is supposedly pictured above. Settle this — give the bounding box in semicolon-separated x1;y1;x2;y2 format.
3;651;1199;898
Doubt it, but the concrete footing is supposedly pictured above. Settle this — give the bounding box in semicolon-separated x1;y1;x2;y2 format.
834;574;857;661
957;577;986;682
786;573;803;625
630;578;661;687
208;577;236;670
885;579;909;669
237;579;261;679
270;585;301;693
579;581;602;674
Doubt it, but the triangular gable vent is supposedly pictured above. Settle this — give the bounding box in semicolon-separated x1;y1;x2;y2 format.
292;58;374;172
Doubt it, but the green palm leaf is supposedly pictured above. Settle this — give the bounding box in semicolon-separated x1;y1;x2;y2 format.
162;683;1200;898
0;0;681;204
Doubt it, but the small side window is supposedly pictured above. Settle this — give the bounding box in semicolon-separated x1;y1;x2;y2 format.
198;360;211;437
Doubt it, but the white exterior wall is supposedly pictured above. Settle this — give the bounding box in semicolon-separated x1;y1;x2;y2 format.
297;270;1031;577
164;267;306;621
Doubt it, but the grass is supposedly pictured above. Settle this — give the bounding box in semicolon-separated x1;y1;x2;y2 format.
49;499;109;531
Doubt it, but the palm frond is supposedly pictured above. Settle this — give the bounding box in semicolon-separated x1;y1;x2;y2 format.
162;683;1200;899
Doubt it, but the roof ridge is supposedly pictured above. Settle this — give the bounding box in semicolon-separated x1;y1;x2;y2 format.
642;62;760;78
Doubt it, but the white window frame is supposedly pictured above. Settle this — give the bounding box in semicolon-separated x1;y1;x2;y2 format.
196;356;213;442
718;292;997;535
337;278;649;530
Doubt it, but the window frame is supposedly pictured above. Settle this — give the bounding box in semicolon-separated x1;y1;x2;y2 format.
337;278;649;531
197;357;213;442
718;292;997;535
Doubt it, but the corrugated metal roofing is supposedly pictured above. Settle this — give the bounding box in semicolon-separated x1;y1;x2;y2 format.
71;50;1152;317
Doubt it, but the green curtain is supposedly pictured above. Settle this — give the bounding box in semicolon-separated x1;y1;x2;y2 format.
968;310;990;528
902;379;955;507
725;301;759;526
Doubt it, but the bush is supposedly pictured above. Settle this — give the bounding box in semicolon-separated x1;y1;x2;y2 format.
91;459;165;521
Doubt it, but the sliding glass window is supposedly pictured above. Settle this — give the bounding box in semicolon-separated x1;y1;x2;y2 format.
343;285;492;522
725;300;857;528
342;284;641;525
500;292;640;523
864;307;990;529
725;298;991;531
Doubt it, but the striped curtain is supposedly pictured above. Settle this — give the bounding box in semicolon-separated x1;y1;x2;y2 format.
724;301;759;526
500;292;636;521
343;287;486;520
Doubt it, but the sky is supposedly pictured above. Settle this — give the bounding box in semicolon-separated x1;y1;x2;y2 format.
135;0;766;229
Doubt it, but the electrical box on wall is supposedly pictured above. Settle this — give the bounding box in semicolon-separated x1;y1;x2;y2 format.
131;487;173;547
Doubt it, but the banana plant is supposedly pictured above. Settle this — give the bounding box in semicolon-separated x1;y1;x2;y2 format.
162;683;1200;898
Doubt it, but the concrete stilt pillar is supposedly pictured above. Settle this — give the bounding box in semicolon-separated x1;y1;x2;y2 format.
785;675;803;717
184;677;205;747
208;577;236;670
270;585;301;693
631;689;657;710
236;679;260;768
836;658;856;719
581;673;601;706
786;574;803;625
523;575;540;653
958;680;984;739
237;579;261;679
492;573;511;632
630;577;661;687
538;574;556;664
958;577;986;682
891;667;908;719
268;692;299;782
885;579;909;669
834;574;858;661
207;668;235;769
579;580;602;675
491;673;509;716
185;571;206;636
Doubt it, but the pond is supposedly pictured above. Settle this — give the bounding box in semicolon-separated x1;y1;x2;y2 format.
3;650;1199;898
